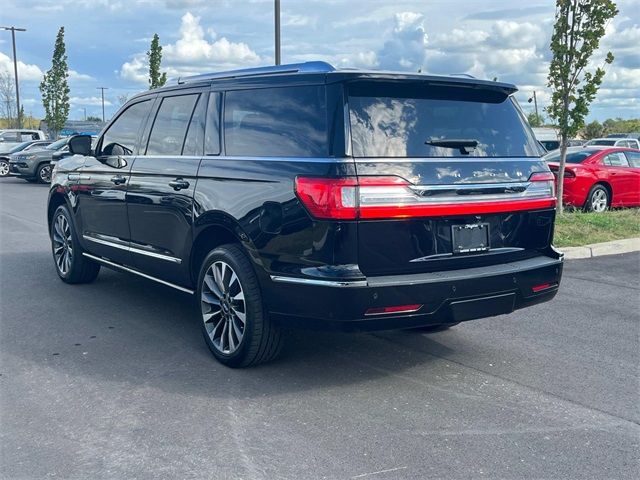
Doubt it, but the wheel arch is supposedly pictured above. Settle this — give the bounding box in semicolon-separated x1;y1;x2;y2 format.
594;181;613;205
47;190;71;232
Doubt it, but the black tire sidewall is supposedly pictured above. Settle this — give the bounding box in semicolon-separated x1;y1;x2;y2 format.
197;245;263;367
51;205;81;280
0;160;9;177
37;163;52;184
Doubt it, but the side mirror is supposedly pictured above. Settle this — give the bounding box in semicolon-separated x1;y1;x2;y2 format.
68;135;92;156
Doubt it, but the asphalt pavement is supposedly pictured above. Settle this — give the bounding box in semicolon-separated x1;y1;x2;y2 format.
1;177;639;480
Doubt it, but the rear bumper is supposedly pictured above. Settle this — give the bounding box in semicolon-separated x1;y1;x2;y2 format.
264;255;563;331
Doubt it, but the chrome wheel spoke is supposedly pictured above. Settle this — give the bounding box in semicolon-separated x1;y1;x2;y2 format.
231;307;246;324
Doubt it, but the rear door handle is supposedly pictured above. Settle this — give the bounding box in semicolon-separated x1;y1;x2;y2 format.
111;175;127;185
169;178;190;191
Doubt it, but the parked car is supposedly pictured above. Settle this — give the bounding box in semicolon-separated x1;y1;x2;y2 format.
9;137;70;183
48;62;563;367
545;147;640;212
567;139;585;147
607;132;640;141
584;137;640;149
0;129;47;151
532;127;560;151
0;140;52;177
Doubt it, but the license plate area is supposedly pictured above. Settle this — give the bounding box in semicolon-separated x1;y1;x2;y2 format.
452;223;490;254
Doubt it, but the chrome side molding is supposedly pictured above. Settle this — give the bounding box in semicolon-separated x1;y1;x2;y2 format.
270;275;367;288
82;253;194;294
83;234;182;264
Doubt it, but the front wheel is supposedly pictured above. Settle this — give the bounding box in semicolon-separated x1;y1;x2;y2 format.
584;184;609;213
0;159;9;177
36;163;52;184
198;244;283;368
51;205;100;283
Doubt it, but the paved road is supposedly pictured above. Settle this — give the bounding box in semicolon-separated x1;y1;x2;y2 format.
1;177;639;480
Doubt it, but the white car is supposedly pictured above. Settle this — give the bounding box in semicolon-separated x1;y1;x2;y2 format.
584;137;640;149
0;129;48;152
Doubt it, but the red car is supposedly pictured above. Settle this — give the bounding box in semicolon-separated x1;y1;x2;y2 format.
545;147;640;212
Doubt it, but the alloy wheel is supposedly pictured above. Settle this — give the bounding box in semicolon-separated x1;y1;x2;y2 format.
0;160;9;176
52;213;73;276
201;261;246;354
591;189;608;212
39;165;52;183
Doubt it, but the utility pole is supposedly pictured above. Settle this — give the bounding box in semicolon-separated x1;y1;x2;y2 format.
97;86;108;122
274;0;281;65
528;90;540;123
1;26;27;128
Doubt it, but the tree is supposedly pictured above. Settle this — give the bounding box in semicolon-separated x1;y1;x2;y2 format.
40;27;70;139
147;34;167;89
0;71;17;128
527;111;545;127
583;120;603;139
86;115;103;122
546;0;618;214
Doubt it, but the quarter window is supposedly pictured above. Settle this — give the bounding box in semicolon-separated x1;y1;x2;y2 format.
100;100;152;156
603;152;630;167
624;151;640;167
146;94;199;156
224;86;327;157
204;92;221;155
183;94;207;156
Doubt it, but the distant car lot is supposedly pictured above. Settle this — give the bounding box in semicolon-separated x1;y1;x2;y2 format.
1;177;638;479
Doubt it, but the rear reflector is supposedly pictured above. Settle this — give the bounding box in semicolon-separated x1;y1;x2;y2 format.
531;282;557;293
365;304;423;316
295;173;556;220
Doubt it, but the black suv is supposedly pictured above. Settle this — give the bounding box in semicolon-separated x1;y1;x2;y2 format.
48;62;562;367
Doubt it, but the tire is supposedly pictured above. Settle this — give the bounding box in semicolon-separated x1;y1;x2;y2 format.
197;244;283;368
51;205;100;284
584;184;609;213
36;163;52;184
0;159;9;177
410;322;459;333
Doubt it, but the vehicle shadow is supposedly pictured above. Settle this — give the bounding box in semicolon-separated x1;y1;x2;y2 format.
2;250;464;400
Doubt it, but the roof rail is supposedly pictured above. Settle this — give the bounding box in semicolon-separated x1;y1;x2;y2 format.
449;73;476;79
175;61;336;85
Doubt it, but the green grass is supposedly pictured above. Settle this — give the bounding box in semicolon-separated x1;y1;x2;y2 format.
553;208;640;247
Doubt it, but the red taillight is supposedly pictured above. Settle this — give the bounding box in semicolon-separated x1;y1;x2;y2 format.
563;169;576;178
532;282;557;293
295;174;557;220
294;177;358;219
365;304;423;316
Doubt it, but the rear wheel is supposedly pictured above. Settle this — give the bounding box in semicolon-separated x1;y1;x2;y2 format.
198;244;283;367
584;184;609;212
51;205;100;284
37;163;52;184
0;159;9;177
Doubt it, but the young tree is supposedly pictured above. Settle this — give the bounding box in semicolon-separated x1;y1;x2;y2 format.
86;115;103;122
583;120;603;139
0;71;17;127
527;111;545;127
147;34;167;89
546;0;618;214
40;27;70;139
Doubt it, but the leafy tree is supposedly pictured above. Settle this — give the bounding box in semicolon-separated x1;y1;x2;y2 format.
0;71;17;127
147;34;167;89
40;27;70;139
546;0;618;214
527;111;545;127
583;120;603;139
86;115;103;122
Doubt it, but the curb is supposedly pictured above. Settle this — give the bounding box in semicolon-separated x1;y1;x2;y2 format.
560;237;640;260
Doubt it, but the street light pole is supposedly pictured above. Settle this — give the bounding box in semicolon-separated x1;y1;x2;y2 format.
1;26;26;129
97;86;108;122
274;0;281;65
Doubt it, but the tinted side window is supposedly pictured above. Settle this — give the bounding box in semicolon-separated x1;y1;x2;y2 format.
101;100;152;156
182;93;207;156
224;86;327;157
624;151;640;167
603;152;629;167
146;94;199;156
204;92;221;155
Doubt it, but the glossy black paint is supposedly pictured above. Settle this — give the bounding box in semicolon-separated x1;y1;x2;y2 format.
48;68;562;331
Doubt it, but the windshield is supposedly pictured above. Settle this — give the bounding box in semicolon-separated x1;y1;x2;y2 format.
348;81;541;158
544;150;597;163
45;138;69;150
8;142;32;153
587;139;616;146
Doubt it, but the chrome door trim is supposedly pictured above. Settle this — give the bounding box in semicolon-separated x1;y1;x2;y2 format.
270;275;367;288
82;253;194;294
83;234;182;264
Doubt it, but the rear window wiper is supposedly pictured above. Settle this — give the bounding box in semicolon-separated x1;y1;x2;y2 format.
425;138;478;155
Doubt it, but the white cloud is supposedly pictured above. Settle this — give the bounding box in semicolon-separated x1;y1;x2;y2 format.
70;96;112;107
69;70;94;81
377;11;428;71
0;52;43;82
120;12;261;83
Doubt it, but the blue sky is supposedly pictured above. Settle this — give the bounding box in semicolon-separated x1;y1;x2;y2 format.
1;0;638;122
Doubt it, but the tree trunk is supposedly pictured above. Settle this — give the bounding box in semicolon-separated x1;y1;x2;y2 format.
557;132;568;215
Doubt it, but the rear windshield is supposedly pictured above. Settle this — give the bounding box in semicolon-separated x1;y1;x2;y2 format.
348;81;540;158
587;139;616;146
544;150;596;163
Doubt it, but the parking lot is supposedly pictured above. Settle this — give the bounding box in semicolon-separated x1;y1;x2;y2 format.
0;177;638;479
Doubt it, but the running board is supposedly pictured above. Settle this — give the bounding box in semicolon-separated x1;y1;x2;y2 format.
82;252;195;295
